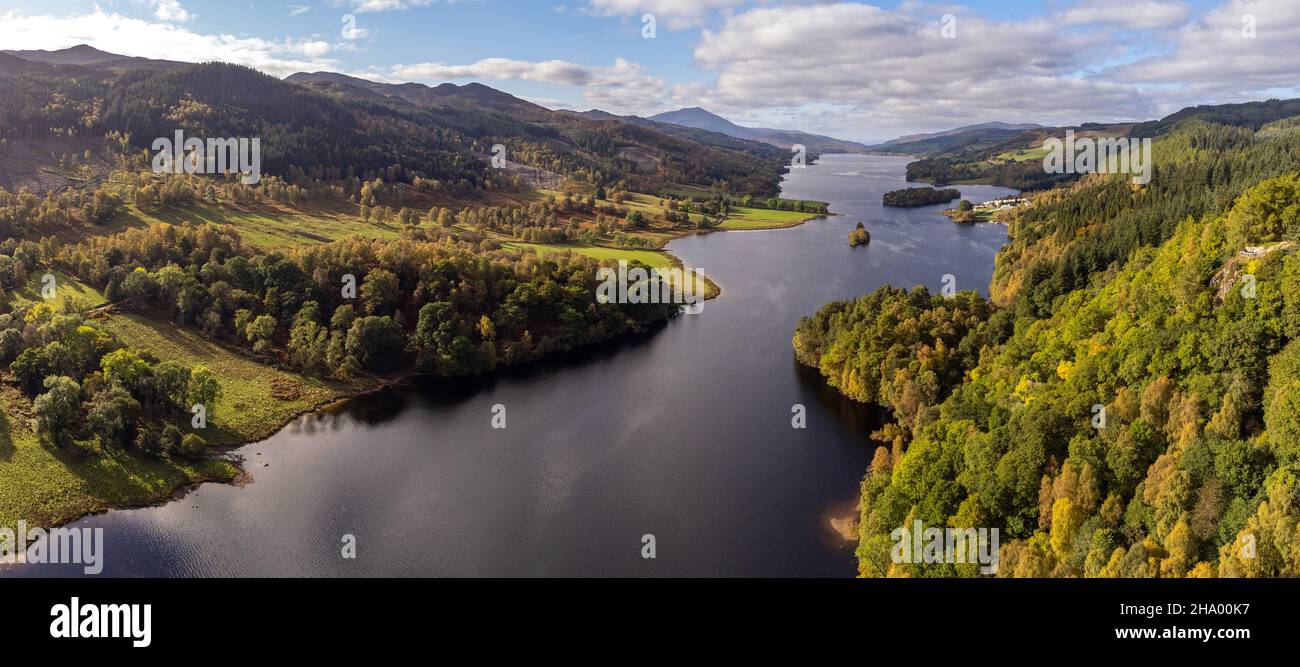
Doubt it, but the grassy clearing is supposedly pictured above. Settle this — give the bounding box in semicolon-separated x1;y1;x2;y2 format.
502;240;719;298
94;312;357;445
112;202;403;249
531;189;828;235
2;271;106;311
0;381;239;533
507;193;827;296
942;208;997;224
539;188;715;226
502;240;673;268
0;296;366;533
717;206;824;230
993;145;1050;163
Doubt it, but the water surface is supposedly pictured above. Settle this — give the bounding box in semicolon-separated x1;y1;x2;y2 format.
8;154;1014;577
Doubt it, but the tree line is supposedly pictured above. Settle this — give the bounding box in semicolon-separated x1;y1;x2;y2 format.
53;222;682;379
795;112;1300;577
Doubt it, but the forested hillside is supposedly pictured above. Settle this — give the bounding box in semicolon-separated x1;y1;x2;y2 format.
1;54;792;198
900;124;1125;191
0;46;804;532
993;117;1300;311
795;106;1300;577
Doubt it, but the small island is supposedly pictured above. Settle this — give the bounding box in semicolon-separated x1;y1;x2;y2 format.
848;222;871;246
882;186;962;207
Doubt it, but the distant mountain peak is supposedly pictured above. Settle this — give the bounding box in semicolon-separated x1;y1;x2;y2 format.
10;44;117;62
2;44;182;72
63;44;109;54
647;107;869;154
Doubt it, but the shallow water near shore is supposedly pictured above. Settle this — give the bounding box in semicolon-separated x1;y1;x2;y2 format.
7;154;1014;577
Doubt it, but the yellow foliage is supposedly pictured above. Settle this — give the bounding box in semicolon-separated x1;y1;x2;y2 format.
1013;375;1037;404
25;302;54;324
1049;498;1085;560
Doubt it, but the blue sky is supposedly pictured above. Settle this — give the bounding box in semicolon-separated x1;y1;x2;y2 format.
2;1;1296;142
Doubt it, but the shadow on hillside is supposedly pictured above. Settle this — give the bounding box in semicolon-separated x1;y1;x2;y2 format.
115;204;233;229
0;408;14;461
198;421;245;448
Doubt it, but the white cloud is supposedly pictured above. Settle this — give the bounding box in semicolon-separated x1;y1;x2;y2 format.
286;39;334;58
683;3;1163;138
136;0;191;23
390;1;1198;135
1060;0;1190;29
389;57;690;115
674;0;1300;140
585;0;755;29
393;58;594;85
582;58;682;114
1106;0;1300;99
347;0;434;13
0;9;339;78
4;0;1298;142
523;96;582;110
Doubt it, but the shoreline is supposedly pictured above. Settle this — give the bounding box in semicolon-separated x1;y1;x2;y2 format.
6;192;835;538
11;277;726;535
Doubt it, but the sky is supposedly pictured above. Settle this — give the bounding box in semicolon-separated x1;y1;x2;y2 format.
1;0;1297;143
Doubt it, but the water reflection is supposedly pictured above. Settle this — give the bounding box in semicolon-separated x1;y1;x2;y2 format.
5;154;1014;577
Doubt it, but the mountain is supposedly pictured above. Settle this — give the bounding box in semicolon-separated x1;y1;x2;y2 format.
0;52;75;77
1131;98;1300;138
559;109;811;158
570;110;623;122
888;121;1134;190
649;108;750;137
647;107;870;154
0;49;795;197
285;71;548;118
282;71;793;194
877;122;1043;147
2;44;182;74
866;122;1045;157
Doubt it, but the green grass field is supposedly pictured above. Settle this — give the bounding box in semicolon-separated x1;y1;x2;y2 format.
502;240;722;298
531;189;828;235
619;192;706;222
993;145;1050;163
944;208;997;223
114;202;402;249
95;312;357;445
716;206;824;230
0;300;368;533
3;270;106;312
0;382;239;534
539;188;717;228
502;240;674;268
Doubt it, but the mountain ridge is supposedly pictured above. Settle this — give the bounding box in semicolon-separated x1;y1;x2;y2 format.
876;121;1044;147
2;44;184;73
647;107;870;154
0;51;795;197
285;71;550;117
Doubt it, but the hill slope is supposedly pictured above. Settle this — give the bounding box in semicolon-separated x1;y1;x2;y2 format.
794;100;1300;578
2;44;183;73
0;52;795;197
873;122;1044;150
648;107;870;154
